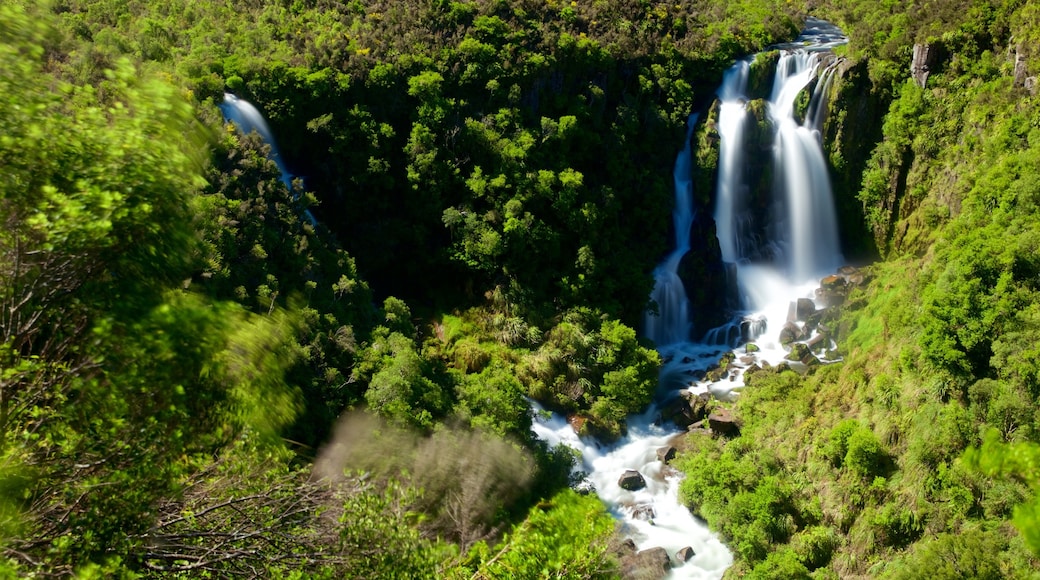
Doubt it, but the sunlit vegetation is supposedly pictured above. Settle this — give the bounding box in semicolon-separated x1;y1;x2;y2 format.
4;0;1040;576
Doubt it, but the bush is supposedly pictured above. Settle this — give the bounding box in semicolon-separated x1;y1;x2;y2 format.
845;427;888;479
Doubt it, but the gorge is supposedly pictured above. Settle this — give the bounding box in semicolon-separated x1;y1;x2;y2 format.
4;1;1040;577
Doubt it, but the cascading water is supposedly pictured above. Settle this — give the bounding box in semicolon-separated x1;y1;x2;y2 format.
645;115;699;348
713;62;751;266
770;51;844;284
219;93;318;225
219;93;293;190
530;18;848;579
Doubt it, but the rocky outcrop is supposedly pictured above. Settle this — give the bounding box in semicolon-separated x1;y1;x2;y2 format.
911;43;939;88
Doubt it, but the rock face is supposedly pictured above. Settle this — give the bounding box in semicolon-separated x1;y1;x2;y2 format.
1015;45;1029;88
620;547;672;579
911;43;939;88
619;470;647;491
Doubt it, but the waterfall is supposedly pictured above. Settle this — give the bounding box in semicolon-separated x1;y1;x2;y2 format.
219;93;293;190
219;93;316;225
645;115;698;347
711;21;846;313
714;62;751;265
770;52;844;283
528;18;848;579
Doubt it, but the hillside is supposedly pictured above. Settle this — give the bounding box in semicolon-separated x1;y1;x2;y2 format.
0;0;1039;577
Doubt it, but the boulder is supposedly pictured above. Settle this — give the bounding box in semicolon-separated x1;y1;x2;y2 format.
815;285;846;308
620;547;672;579
786;343;821;367
676;546;696;563
779;321;801;345
820;274;846;291
708;408;742;437
745;342;761;353
806;332;829;353
657;446;677;464
659;392;710;428
796;298;816;321
619;470;647;491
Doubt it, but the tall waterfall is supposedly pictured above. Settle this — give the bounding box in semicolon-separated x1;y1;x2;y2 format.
644;115;698;347
713;27;846;310
529;18;848;579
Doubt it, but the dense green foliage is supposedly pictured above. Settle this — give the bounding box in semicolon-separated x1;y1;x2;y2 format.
5;0;1040;577
0;0;801;576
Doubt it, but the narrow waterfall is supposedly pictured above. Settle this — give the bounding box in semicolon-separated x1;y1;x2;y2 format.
645;115;699;347
219;93;293;190
714;62;751;265
219;93;317;224
770;51;844;284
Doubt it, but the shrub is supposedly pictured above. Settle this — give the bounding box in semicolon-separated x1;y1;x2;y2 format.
845;427;888;479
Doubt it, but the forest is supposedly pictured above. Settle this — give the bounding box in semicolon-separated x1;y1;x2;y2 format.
1;0;1039;577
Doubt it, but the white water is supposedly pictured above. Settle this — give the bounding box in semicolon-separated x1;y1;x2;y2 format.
714;62;750;265
219;93;293;190
529;18;848;579
218;94;318;225
531;401;732;578
645;115;698;347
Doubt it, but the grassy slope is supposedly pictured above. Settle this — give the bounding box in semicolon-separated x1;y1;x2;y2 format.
675;1;1040;577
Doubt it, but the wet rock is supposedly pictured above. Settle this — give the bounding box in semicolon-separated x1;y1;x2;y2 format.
796;298;816;321
619;470;647;491
806;332;829;353
815;276;847;307
739;355;757;365
659;392;709;428
632;503;656;522
676;546;696;563
745;342;761;353
786;343;821;367
779;321;801;345
704;366;729;382
708;408;741;437
657;446;677;464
